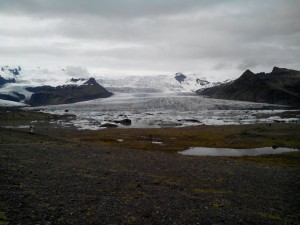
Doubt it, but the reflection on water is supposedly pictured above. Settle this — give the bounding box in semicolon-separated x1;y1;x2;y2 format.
179;147;298;157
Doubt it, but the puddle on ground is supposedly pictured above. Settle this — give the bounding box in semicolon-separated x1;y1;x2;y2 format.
179;147;298;157
2;125;30;129
152;141;163;145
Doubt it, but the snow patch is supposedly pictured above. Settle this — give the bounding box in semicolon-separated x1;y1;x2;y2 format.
0;99;28;107
152;141;163;145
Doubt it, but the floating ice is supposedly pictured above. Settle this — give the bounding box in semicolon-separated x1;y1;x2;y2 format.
29;92;298;130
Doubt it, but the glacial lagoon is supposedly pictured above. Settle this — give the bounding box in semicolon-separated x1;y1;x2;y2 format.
33;92;299;130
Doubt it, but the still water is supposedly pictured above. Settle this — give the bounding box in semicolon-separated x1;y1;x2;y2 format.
179;147;298;157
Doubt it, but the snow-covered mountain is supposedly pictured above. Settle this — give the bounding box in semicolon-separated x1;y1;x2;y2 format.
0;66;228;106
97;72;226;93
0;66;111;105
0;66;21;86
173;72;225;92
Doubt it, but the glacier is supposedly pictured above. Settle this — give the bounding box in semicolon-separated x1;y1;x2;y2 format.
35;92;297;130
1;66;298;130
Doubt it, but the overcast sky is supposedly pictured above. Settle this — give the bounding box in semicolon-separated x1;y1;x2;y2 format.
0;0;299;78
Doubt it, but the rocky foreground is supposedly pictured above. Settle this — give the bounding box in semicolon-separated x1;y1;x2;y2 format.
0;110;300;225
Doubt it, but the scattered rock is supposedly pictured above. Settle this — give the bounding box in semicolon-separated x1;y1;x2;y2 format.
114;118;132;126
100;122;118;128
177;119;201;123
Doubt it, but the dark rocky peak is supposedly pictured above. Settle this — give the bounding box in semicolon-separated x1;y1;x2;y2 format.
69;78;86;83
236;69;256;81
83;78;98;85
242;69;255;76
10;68;20;75
175;73;187;83
196;78;210;86
256;72;266;76
256;72;268;79
271;66;290;73
0;77;15;86
197;66;300;106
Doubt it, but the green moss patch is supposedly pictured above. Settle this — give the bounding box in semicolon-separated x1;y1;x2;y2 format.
0;204;8;225
59;124;300;154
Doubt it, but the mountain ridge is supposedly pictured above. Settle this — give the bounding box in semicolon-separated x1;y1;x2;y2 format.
197;67;300;106
26;78;112;106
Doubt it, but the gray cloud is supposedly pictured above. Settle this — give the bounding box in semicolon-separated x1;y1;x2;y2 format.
0;0;299;78
0;0;218;18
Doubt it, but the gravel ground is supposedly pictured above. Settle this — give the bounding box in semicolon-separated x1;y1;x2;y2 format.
0;128;299;225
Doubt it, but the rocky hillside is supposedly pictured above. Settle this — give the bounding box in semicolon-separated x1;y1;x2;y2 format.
26;78;112;106
197;67;300;106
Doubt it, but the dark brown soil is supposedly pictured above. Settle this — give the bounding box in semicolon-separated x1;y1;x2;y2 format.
0;110;300;224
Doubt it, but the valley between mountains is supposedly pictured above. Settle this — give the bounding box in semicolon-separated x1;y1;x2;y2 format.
0;66;300;225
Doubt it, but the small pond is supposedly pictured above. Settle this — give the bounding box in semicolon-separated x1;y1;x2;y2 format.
179;147;298;157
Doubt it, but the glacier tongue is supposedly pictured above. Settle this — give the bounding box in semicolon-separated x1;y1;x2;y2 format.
97;72;225;93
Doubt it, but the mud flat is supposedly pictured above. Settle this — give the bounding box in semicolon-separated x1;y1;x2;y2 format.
0;109;300;224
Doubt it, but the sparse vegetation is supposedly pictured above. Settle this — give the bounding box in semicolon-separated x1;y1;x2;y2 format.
57;123;300;154
0;108;299;224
